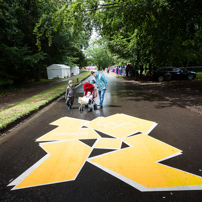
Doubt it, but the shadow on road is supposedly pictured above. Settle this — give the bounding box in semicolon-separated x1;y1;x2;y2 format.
111;88;185;109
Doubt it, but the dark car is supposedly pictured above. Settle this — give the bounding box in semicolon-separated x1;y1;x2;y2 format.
149;67;196;82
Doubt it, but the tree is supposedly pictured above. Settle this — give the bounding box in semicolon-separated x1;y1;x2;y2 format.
0;0;90;87
0;0;46;84
84;39;114;69
77;0;202;67
2;0;202;88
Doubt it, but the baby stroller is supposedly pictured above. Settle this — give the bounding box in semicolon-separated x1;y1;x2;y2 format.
78;82;98;112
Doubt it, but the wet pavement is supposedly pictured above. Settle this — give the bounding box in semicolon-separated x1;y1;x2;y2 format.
0;72;202;202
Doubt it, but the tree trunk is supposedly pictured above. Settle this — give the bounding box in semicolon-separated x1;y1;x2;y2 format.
186;59;190;71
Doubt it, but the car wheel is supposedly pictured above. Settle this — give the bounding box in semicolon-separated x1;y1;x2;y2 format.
188;74;194;80
158;76;164;82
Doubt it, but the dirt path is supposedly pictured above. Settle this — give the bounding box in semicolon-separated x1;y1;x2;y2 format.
0;73;84;111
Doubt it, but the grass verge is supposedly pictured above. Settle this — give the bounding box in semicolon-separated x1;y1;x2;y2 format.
0;71;91;131
195;73;202;81
0;78;66;96
0;76;82;96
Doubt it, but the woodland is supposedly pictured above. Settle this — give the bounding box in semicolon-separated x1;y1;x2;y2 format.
1;0;202;87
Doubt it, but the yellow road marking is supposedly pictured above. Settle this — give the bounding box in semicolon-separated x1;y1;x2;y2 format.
37;117;100;142
94;138;122;149
90;134;202;188
14;140;92;189
85;114;156;138
10;114;202;192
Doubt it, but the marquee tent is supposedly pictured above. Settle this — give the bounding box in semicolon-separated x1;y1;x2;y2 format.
70;66;80;75
47;64;70;79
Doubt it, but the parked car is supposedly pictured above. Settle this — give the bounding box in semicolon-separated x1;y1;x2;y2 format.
179;66;202;73
148;67;196;82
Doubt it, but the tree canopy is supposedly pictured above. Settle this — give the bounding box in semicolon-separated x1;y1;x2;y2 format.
1;0;202;87
0;0;90;87
84;38;114;70
35;0;202;68
85;0;202;67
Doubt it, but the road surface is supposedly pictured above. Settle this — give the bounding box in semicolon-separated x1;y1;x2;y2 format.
1;73;202;202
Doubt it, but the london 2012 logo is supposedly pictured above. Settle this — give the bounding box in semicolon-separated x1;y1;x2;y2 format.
8;114;202;191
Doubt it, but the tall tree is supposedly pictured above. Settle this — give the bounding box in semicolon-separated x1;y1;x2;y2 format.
0;0;90;87
71;0;202;67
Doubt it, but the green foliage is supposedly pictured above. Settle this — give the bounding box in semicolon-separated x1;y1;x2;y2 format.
1;0;202;88
37;0;202;67
84;39;114;69
82;0;202;67
195;73;202;81
0;0;89;87
0;0;48;83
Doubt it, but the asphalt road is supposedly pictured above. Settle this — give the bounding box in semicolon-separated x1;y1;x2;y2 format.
1;72;202;202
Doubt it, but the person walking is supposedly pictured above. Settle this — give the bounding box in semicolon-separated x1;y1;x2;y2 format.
126;64;130;77
91;70;108;109
65;80;76;109
107;67;110;74
116;66;119;74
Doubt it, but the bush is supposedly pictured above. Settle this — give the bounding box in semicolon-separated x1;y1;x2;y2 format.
0;79;13;89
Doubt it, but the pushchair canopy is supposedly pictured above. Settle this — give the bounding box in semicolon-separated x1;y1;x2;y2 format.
83;82;94;96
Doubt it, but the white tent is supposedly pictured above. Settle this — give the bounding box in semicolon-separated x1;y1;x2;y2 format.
47;64;70;79
70;66;80;76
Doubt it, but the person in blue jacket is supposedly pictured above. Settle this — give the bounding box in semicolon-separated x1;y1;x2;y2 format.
91;70;108;109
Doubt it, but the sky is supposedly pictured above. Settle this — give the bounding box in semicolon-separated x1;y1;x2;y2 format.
89;29;100;43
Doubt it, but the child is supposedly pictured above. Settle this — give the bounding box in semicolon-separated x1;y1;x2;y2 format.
65;80;76;109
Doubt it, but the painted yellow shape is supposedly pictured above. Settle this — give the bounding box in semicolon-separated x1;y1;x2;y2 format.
37;117;100;142
85;114;157;138
94;138;122;149
14;140;92;189
90;134;202;188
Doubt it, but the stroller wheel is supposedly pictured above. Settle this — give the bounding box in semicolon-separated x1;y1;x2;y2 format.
94;104;97;110
87;108;92;112
85;105;88;109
